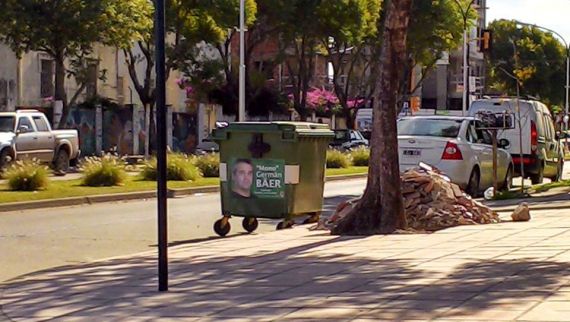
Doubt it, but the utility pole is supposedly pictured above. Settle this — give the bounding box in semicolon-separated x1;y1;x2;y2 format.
238;0;246;122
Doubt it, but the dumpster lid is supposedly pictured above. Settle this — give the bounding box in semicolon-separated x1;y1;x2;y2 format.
212;122;335;138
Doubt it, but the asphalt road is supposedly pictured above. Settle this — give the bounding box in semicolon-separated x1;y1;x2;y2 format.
0;178;366;283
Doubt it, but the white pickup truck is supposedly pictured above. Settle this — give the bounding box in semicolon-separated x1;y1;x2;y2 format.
0;110;80;175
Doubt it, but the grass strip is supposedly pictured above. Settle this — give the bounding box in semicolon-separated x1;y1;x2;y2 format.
0;167;368;204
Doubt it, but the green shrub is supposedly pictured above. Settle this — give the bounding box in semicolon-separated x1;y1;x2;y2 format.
80;155;127;187
195;153;220;177
326;149;351;168
5;160;49;191
141;153;201;181
350;147;370;166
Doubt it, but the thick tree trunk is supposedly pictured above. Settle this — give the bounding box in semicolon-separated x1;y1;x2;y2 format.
332;0;412;235
55;56;69;129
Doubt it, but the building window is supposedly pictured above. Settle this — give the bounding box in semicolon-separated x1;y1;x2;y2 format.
0;79;7;110
86;64;98;98
254;61;274;80
40;59;55;98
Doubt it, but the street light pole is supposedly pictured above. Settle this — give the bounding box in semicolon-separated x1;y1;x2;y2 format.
462;28;469;116
453;0;477;116
514;20;570;131
154;0;168;292
564;52;570;129
238;0;246;122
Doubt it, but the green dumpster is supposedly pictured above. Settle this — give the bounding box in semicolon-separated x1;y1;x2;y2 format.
210;122;334;236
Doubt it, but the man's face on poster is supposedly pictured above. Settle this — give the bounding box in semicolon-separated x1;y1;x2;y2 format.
232;160;253;197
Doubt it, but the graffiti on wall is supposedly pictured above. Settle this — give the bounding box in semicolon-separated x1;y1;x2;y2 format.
103;108;134;155
65;108;97;155
172;112;197;153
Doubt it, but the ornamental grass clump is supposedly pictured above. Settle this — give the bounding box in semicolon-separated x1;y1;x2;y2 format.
350;147;370;166
141;153;201;181
5;160;49;191
326;149;351;168
80;154;127;187
194;153;220;177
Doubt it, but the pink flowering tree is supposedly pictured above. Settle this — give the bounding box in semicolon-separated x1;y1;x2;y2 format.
290;88;344;117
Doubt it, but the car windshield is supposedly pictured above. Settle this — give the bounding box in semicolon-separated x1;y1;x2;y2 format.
398;118;462;138
333;130;349;142
0;116;15;132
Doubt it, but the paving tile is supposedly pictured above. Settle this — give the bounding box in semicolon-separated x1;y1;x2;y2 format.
212;306;301;319
518;301;570;321
281;307;368;319
396;291;479;302
436;308;525;320
355;308;449;320
376;299;464;310
459;299;540;311
545;292;570;302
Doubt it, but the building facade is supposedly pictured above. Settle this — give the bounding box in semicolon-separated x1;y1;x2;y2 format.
0;44;19;112
420;0;487;111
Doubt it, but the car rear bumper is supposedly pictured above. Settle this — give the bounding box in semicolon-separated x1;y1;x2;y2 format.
400;161;471;189
512;154;540;175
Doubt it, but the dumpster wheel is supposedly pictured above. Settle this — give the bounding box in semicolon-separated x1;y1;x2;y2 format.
242;217;259;233
302;212;321;225
214;217;231;237
276;220;294;230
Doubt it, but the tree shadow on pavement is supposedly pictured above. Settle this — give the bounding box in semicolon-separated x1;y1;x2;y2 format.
2;233;569;321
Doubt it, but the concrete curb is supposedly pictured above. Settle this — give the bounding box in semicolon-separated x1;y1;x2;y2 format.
0;173;368;212
492;202;570;213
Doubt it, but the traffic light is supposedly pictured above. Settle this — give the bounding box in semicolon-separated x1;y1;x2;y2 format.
480;29;493;53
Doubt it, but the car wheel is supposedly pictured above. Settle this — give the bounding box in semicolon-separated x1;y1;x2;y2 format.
501;166;513;192
530;162;544;185
466;168;480;197
0;149;13;174
553;160;564;182
53;149;70;176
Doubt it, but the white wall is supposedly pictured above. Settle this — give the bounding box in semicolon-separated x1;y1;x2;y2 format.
0;44;18;111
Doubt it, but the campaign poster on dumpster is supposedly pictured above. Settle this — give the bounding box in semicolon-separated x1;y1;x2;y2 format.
230;158;285;199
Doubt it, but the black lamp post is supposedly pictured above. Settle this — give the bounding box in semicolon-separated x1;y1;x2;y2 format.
155;0;168;292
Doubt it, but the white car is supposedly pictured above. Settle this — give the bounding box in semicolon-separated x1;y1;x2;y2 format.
398;116;514;196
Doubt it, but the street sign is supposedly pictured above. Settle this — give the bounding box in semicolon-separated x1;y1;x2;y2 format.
469;76;477;93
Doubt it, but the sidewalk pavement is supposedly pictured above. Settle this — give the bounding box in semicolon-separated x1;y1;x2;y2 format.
2;210;570;321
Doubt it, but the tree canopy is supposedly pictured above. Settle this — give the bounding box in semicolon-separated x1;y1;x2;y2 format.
486;19;566;106
0;0;152;126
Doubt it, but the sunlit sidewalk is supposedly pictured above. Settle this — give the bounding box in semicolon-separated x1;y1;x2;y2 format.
2;210;570;321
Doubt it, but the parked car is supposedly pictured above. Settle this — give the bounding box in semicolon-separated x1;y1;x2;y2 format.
469;98;564;184
329;129;369;151
0;110;80;175
398;116;514;196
